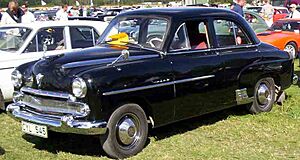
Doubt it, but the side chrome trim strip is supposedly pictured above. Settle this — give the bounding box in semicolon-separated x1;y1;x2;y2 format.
103;75;215;96
174;75;215;84
21;87;72;99
0;67;15;70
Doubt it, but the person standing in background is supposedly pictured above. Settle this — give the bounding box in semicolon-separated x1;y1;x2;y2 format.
71;7;80;17
79;6;83;16
83;7;87;17
56;4;68;21
231;0;246;16
1;1;23;25
21;4;35;23
260;0;274;27
0;8;3;21
289;4;300;18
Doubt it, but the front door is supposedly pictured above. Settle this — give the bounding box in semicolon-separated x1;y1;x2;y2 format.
168;20;223;121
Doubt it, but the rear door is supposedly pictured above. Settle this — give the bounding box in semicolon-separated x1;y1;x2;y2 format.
211;18;261;107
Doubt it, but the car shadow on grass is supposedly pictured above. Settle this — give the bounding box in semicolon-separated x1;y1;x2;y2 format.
23;133;106;157
0;146;5;155
150;106;250;140
22;106;249;157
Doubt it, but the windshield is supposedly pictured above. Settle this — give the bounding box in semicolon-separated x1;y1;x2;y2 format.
99;17;169;50
0;27;32;52
271;21;300;31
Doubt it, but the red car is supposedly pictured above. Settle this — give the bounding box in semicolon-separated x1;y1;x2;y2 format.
257;18;300;59
273;7;289;22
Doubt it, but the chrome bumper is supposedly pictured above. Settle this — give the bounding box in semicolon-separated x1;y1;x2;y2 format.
7;103;107;135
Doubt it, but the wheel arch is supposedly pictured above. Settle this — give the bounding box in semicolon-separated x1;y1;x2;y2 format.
238;67;282;98
113;96;155;128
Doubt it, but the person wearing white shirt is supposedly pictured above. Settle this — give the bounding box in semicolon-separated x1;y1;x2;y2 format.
21;4;35;23
289;4;300;19
56;4;69;21
1;1;22;25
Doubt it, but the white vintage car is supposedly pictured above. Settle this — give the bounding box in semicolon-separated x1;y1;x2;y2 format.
0;20;108;110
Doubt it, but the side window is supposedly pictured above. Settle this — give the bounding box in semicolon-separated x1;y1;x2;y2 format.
213;20;252;47
146;19;168;49
70;26;99;49
170;21;210;52
169;23;190;51
26;27;65;52
245;13;258;24
24;35;38;53
187;21;210;50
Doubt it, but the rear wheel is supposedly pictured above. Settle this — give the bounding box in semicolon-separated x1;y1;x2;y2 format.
284;42;297;59
100;103;148;159
248;77;276;114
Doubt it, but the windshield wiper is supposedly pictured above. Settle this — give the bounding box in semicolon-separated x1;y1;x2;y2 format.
119;41;166;56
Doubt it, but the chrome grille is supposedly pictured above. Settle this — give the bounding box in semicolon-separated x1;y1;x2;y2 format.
14;87;90;118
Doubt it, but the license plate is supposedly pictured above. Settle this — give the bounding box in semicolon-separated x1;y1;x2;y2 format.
21;121;48;138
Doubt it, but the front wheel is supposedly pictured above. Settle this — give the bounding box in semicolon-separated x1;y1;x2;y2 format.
284;42;297;59
248;77;276;114
100;103;148;159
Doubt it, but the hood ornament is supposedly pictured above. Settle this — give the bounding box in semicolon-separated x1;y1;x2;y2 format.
36;73;44;88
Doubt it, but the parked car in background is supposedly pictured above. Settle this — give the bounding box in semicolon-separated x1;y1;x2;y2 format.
244;10;269;33
68;16;104;21
0;20;108;110
246;6;289;23
273;6;289;22
94;8;124;21
34;10;58;21
246;6;263;13
257;18;300;59
7;8;295;159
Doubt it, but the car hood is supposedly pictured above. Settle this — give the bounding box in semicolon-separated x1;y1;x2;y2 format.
22;45;158;92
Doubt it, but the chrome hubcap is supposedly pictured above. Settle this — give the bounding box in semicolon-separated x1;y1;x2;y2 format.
117;114;140;146
284;45;296;59
257;83;271;105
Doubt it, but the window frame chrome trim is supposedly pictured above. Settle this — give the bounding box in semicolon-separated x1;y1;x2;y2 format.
102;75;215;96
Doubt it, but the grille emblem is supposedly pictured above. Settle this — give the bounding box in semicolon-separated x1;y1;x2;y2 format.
36;73;44;88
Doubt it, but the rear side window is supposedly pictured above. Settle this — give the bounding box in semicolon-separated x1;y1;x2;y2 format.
213;19;252;47
169;20;210;52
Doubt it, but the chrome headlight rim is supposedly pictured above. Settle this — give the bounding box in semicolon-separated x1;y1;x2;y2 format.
72;77;87;98
11;70;23;88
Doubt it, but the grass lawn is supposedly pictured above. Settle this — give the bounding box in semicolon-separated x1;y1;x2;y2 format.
0;64;300;160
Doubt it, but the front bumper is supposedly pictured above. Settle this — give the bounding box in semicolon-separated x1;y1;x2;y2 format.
7;103;107;135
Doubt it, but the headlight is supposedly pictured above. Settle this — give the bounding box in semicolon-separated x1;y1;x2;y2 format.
11;70;23;88
72;77;87;98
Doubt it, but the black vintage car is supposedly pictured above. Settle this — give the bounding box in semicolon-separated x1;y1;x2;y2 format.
7;8;297;158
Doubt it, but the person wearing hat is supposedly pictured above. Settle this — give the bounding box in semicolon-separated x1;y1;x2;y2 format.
289;4;300;19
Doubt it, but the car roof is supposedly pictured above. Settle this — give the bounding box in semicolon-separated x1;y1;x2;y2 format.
118;7;238;19
0;20;106;30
